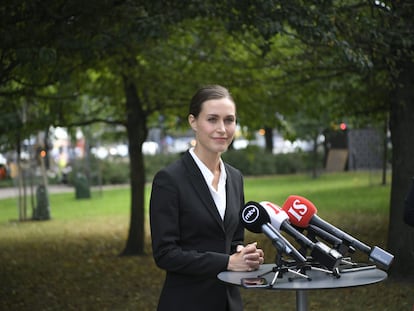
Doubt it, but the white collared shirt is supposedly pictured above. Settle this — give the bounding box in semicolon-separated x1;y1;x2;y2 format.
189;148;227;220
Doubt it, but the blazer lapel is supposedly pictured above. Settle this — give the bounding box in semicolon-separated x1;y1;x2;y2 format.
223;166;239;231
182;152;225;231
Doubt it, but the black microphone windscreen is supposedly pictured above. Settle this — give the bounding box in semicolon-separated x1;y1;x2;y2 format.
240;201;270;233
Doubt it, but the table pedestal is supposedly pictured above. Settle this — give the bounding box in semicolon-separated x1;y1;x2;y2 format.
296;290;307;311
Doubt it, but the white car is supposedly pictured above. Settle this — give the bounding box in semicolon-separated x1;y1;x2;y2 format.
0;153;6;166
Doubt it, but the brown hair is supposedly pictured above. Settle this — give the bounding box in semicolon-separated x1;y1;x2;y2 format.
189;85;235;118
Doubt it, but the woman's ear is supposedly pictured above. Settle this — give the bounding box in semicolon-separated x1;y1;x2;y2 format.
188;114;197;131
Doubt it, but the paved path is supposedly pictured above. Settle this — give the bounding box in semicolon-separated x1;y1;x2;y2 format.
0;184;129;200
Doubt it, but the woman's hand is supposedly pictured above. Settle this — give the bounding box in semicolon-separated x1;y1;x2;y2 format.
227;242;264;272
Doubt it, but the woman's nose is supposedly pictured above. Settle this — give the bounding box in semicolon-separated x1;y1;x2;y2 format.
216;120;226;132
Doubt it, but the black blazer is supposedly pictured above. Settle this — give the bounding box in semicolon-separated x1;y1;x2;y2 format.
150;151;245;311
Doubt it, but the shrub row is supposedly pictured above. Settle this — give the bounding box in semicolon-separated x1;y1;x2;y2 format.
0;149;323;188
223;147;323;175
65;147;322;186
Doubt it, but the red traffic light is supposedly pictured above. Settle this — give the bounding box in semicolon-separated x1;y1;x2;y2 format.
339;123;347;131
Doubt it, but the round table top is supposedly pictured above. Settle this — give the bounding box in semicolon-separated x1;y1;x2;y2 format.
218;263;387;290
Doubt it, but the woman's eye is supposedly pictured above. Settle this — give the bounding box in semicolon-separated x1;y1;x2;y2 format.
207;116;234;124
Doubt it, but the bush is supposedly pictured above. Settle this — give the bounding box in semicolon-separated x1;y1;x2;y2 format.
223;147;322;176
144;153;180;180
64;149;322;186
68;157;130;186
67;153;181;186
99;159;130;184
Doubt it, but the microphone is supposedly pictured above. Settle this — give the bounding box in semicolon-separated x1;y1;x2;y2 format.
293;221;347;252
259;201;343;270
240;201;306;263
281;195;394;270
296;224;353;257
306;224;344;248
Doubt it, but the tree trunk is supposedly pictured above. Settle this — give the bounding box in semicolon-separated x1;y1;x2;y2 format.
387;58;414;279
311;135;319;179
381;117;388;186
264;126;273;153
120;77;147;256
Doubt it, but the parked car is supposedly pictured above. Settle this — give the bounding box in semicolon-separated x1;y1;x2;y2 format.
0;153;8;180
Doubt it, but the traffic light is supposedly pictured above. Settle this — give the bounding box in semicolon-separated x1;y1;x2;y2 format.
36;146;49;169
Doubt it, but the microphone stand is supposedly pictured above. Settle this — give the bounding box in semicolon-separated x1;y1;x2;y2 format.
258;242;311;287
296;234;341;279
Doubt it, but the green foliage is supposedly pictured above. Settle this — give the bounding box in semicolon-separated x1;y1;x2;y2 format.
67;157;129;186
63;149;323;187
1;0;399;159
67;153;181;186
144;153;180;179
98;160;130;185
223;147;322;176
60;148;323;184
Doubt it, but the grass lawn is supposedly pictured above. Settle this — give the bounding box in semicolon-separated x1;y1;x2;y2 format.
0;171;413;310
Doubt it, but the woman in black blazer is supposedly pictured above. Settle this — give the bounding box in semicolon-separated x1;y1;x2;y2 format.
150;85;264;311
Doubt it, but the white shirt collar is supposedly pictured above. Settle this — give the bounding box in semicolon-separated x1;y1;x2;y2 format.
189;147;227;186
189;148;227;220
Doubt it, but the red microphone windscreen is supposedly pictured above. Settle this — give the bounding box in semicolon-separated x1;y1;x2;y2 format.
281;195;317;227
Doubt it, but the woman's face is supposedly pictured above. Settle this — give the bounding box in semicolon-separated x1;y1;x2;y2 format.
189;97;236;155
